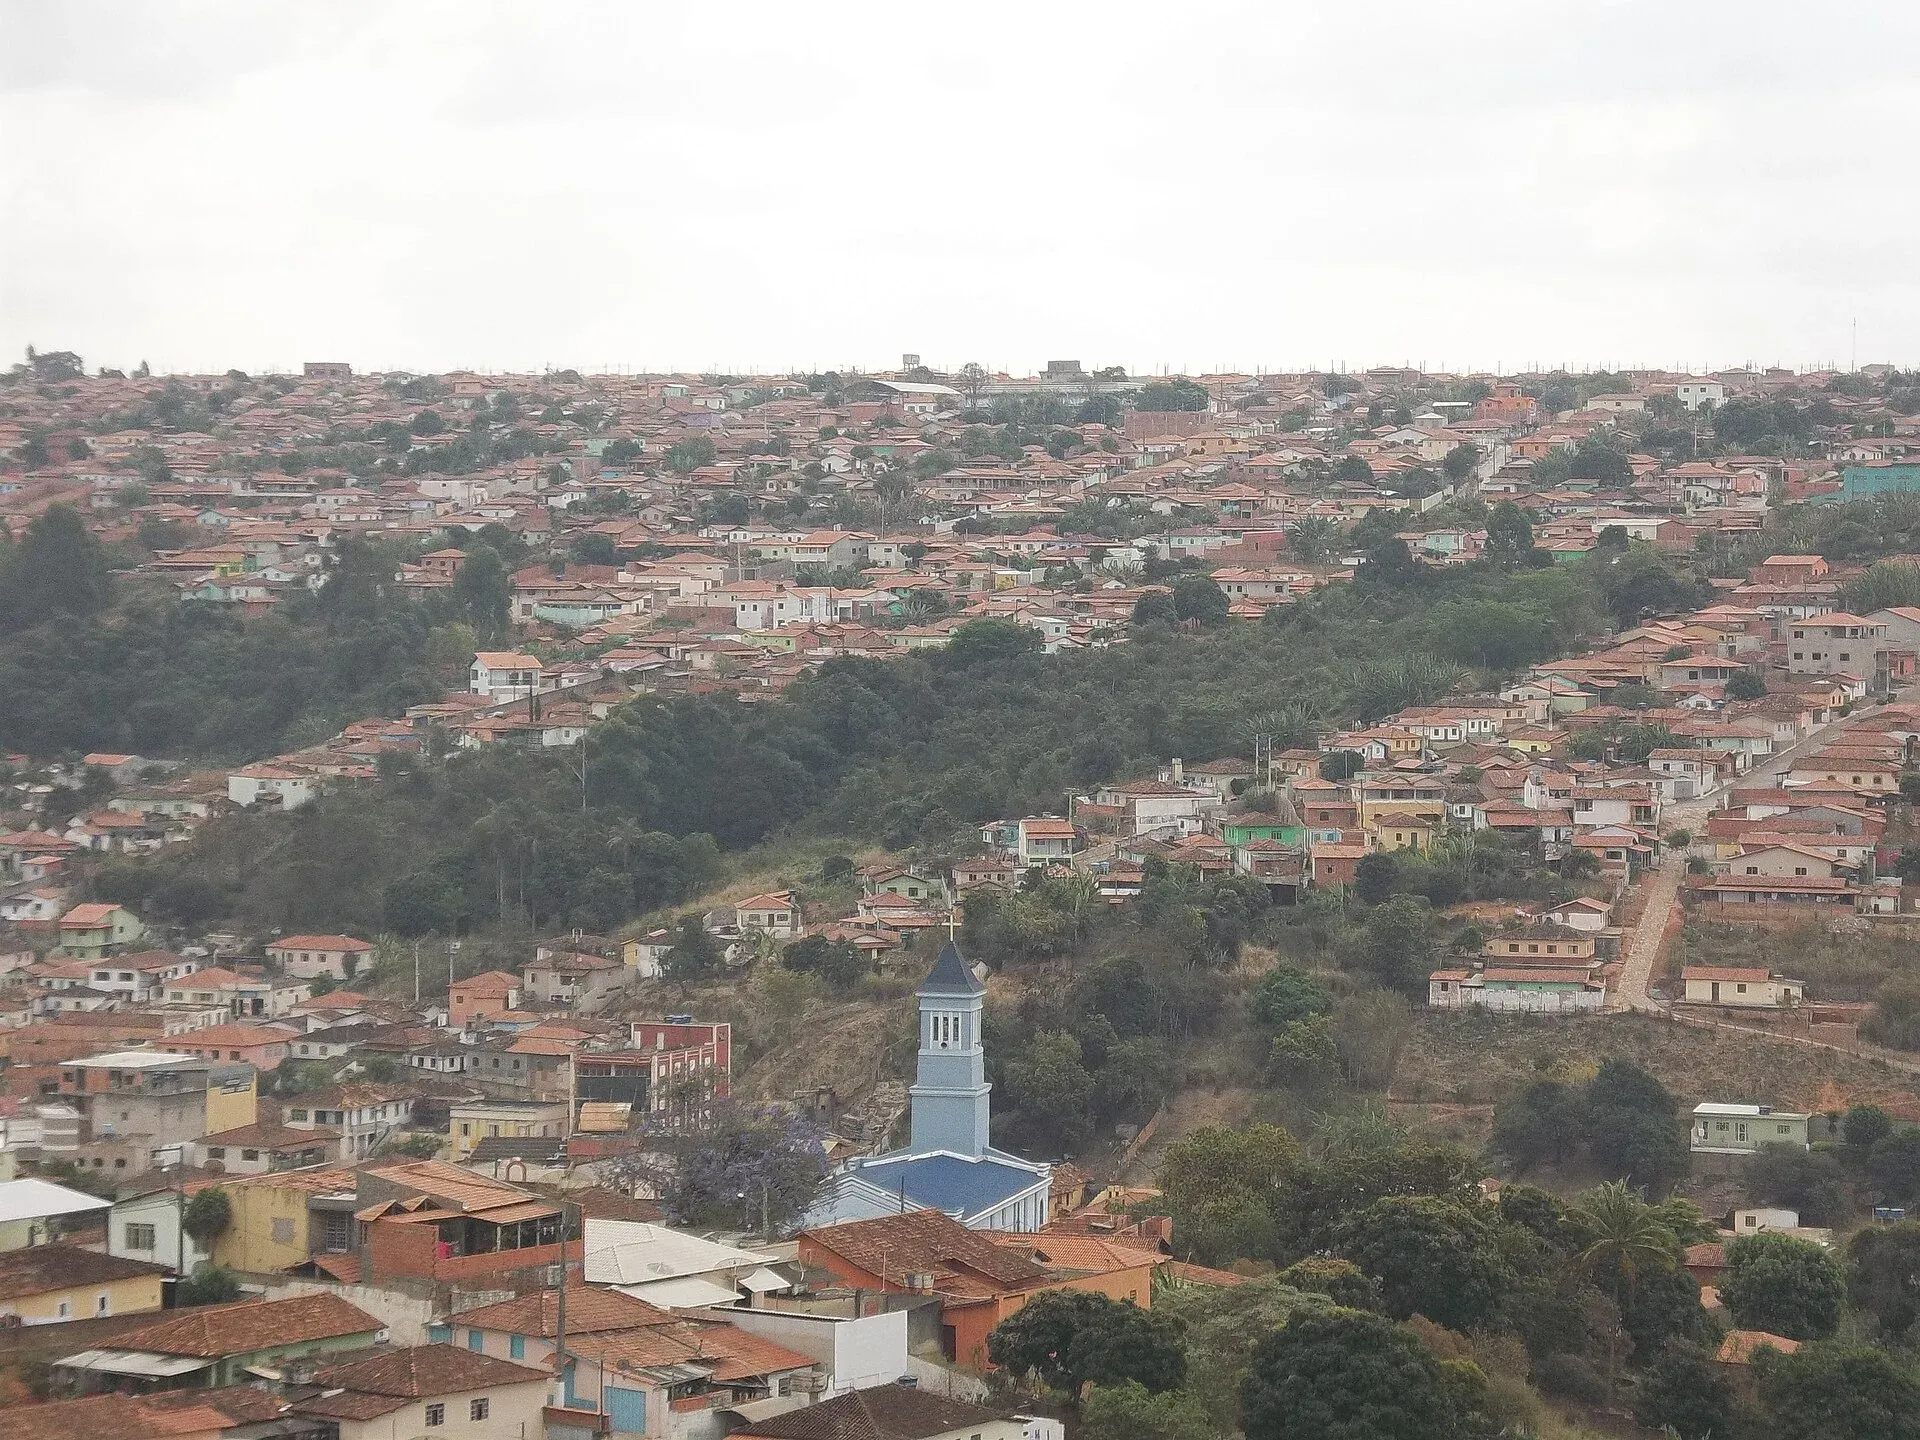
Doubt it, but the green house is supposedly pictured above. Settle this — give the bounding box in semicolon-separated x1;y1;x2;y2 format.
1220;820;1306;847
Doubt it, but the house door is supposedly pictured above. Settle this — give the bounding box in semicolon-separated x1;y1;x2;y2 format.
606;1386;647;1435
1711;983;1721;1002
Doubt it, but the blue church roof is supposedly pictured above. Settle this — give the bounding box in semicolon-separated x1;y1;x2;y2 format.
848;1149;1046;1221
918;939;985;998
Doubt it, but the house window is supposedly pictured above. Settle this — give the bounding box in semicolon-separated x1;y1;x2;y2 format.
509;1335;525;1359
96;1293;110;1315
271;1218;295;1245
470;1400;490;1421
425;1404;445;1427
469;1329;485;1351
125;1223;156;1250
56;1301;70;1318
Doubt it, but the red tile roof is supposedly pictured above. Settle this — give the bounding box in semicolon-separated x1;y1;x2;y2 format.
109;1291;380;1357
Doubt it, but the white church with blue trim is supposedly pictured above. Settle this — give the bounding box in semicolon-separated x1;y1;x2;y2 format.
802;940;1053;1232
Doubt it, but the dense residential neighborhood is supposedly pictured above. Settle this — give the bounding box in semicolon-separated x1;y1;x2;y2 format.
6;354;1920;1437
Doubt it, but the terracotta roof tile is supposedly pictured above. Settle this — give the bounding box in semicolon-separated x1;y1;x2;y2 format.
452;1284;675;1338
309;1342;548;1398
109;1291;380;1357
803;1209;1046;1290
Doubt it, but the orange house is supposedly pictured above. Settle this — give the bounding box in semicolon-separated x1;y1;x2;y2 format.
450;971;521;1025
172;1021;298;1072
797;1210;1159;1370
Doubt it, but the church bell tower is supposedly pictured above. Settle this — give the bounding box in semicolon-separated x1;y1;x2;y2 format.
908;940;991;1157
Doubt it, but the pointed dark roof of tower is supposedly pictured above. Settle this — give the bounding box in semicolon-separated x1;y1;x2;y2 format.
918;939;985;998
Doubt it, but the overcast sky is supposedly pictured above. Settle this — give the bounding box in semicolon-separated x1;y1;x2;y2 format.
3;1;1916;378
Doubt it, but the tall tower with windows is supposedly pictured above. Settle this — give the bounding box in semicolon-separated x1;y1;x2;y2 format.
908;940;990;1157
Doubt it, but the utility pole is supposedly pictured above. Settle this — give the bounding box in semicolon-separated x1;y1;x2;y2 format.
553;1203;569;1393
413;941;421;1003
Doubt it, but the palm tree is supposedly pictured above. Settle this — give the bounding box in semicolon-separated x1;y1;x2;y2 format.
606;817;645;870
1569;1180;1680;1300
1288;515;1340;563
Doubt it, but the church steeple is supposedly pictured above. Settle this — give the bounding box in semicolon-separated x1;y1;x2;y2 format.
908;940;990;1158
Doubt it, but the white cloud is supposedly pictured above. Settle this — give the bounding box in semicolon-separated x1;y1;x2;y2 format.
2;0;1915;375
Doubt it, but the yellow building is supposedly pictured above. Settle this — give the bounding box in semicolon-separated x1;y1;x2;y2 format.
213;1168;359;1274
0;1244;169;1324
1370;811;1435;852
205;1064;260;1134
447;1100;569;1162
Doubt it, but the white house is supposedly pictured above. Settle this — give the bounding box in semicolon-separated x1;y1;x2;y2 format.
1786;613;1886;680
1091;780;1216;837
1680;966;1805;1007
108;1185;211;1274
1675;380;1726;412
1692;1102;1809;1154
1539;897;1611;932
1016;817;1077;864
267;934;376;982
469;651;544;701
227;765;315;811
712;892;801;940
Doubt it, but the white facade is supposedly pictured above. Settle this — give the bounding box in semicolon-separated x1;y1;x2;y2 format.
1692;1103;1810;1154
711;1305;908;1396
108;1188;210;1274
469;653;543;701
227;768;315;810
1676;380;1726;411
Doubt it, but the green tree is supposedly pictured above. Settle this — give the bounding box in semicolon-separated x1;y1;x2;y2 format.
0;504;113;629
1003;1030;1096;1152
1269;1015;1341;1086
1241;1308;1460;1440
177;1264;242;1307
1352;895;1434;994
1173;575;1231;626
1081;1381;1223;1440
1131;589;1177;625
1584;1060;1688;1193
1483;501;1534;568
666;435;718;472
1849;1222;1920;1337
664;913;723;981
1846;1104;1894;1153
1757;1342;1920;1440
571;532;618;566
1442;442;1482;484
1567;1180;1680;1302
1745;1143;1848;1225
779;935;864;990
1250;964;1333;1028
1720;1232;1846;1340
1275;1257;1378;1308
986;1289;1186;1395
1288;515;1340;562
1156;1123;1300;1265
1491;1080;1584;1172
1633;1339;1734;1440
1134;378;1210;412
1871;1129;1920;1202
1726;666;1767;700
451;542;512;641
1339;1195;1511;1330
183;1187;232;1247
